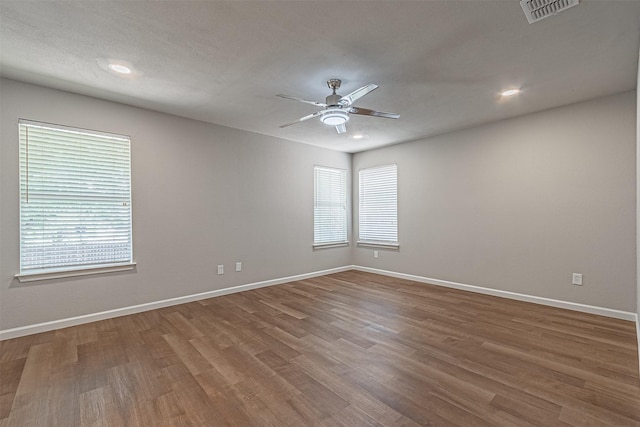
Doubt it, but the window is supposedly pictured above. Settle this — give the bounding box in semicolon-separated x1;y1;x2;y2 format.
358;164;398;248
314;166;348;248
17;119;134;281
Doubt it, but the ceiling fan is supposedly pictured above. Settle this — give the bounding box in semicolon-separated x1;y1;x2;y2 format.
277;79;400;134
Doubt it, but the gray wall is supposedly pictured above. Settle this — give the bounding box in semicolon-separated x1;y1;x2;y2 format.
636;45;640;346
353;91;636;312
1;78;636;332
0;78;351;331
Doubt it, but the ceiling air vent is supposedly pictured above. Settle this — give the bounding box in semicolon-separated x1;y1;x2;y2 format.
520;0;579;24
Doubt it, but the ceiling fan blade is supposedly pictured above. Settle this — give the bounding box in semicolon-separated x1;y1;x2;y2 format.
335;123;347;134
277;94;327;107
279;110;324;128
338;83;378;106
349;107;400;119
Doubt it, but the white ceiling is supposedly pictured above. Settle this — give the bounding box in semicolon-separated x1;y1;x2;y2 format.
1;1;639;153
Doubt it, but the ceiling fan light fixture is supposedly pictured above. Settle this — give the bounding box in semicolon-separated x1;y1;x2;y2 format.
321;108;349;126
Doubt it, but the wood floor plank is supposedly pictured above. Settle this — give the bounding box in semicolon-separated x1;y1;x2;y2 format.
13;342;53;397
162;334;212;376
1;270;639;426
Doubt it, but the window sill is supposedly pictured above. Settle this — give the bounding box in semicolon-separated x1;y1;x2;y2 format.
313;241;349;250
15;262;137;283
357;241;399;250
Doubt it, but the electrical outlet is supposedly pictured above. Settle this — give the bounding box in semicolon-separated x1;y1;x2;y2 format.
374;250;379;258
235;262;242;272
217;265;224;275
572;273;582;286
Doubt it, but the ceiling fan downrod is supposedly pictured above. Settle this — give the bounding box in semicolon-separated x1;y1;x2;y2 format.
326;79;342;105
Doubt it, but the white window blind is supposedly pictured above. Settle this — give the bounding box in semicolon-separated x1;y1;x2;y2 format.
314;166;348;247
358;164;398;246
18;119;133;275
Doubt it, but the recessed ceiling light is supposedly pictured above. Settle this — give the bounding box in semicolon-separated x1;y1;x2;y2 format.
501;88;520;97
108;63;132;74
352;134;364;140
97;58;141;78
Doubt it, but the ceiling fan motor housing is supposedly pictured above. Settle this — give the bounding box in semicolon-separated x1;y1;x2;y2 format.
325;93;342;106
326;78;343;106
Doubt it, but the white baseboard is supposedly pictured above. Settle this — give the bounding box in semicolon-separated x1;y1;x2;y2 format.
0;265;352;341
2;265;635;341
636;317;640;375
352;265;637;321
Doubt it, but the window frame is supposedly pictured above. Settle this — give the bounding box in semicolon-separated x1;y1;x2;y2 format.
15;119;135;282
357;163;399;250
313;165;349;250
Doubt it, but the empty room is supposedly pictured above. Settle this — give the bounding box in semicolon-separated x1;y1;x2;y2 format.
1;1;640;426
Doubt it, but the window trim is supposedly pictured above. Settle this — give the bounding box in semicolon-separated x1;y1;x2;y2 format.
15;262;137;283
357;163;399;249
313;242;350;250
356;241;400;250
313;165;349;249
16;119;134;281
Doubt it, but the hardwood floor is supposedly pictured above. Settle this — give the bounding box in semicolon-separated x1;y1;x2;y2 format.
1;270;639;426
